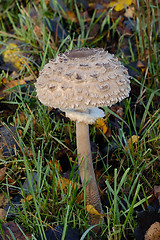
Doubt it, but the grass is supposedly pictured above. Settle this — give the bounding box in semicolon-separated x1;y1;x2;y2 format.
0;0;160;239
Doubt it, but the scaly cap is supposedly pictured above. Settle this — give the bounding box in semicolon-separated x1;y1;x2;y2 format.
35;48;131;110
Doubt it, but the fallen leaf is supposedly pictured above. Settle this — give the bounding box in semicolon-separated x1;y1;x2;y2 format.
0;147;4;161
56;177;80;192
21;195;33;204
25;195;33;201
0;79;26;99
49;159;63;173
86;204;103;217
0;208;6;221
2;43;25;71
109;0;132;12
0;193;9;208
50;0;77;22
3;79;26;89
65;10;77;22
75;192;84;204
0;167;6;181
125;135;139;151
57;177;69;191
96;118;108;134
110;105;124;118
125;61;145;78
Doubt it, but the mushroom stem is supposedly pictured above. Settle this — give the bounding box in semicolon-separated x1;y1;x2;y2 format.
76;121;103;227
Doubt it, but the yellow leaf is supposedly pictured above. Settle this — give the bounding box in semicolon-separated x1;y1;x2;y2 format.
25;195;33;201
0;79;26;99
86;205;108;218
56;176;80;193
96;118;108;134
0;167;6;181
109;0;132;11
2;43;25;70
21;195;33;203
5;79;26;89
125;135;139;151
109;1;116;8
86;204;103;216
65;10;77;22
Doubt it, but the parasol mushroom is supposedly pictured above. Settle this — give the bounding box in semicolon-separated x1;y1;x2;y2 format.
145;222;160;240
35;48;131;230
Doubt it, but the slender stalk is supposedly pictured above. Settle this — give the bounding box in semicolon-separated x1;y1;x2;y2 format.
76;121;102;228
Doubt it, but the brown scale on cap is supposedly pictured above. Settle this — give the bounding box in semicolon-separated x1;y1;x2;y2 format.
35;48;131;110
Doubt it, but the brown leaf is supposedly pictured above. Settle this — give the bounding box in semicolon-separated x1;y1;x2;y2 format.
0;167;6;181
58;177;69;191
137;60;145;68
0;79;26;99
75;192;84;204
124;135;139;151
56;176;80;192
0;208;6;221
4;79;26;89
49;159;63;173
110;105;124;119
55;159;63;173
0;222;31;240
0;193;9;208
65;10;77;22
25;195;33;202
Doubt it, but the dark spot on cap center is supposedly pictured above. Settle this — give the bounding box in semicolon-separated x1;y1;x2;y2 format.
66;48;96;59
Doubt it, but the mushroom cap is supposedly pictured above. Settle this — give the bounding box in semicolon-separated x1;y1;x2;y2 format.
35;48;131;110
145;222;160;240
